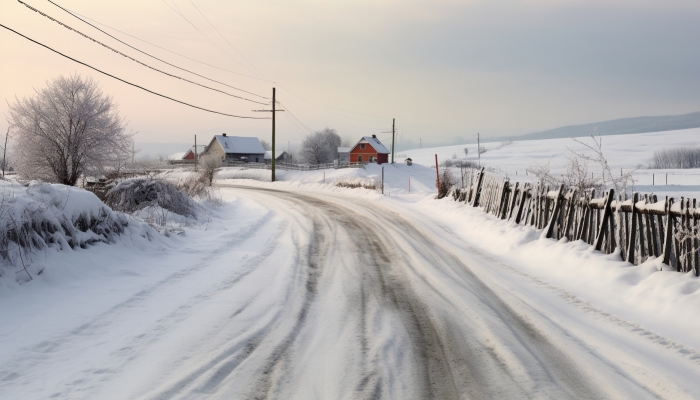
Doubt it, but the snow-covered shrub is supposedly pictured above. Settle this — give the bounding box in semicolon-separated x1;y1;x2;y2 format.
437;169;456;199
0;180;155;276
106;178;197;218
335;178;377;190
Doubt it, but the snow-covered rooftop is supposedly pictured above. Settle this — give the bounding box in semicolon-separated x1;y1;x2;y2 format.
358;136;390;154
215;135;266;154
167;152;186;160
338;147;351;153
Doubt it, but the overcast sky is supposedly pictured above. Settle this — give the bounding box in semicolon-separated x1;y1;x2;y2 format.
1;0;699;149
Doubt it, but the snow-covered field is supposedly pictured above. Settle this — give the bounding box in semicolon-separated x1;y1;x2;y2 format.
399;128;700;199
1;129;700;398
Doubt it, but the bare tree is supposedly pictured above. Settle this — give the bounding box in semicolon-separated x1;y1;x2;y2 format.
199;154;220;186
8;74;132;185
300;128;341;164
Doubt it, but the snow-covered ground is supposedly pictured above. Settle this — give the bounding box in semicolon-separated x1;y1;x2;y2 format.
2;173;700;398
399;128;700;199
1;129;699;398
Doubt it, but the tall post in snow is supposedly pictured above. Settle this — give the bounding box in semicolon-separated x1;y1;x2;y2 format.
272;87;276;182
435;154;440;194
391;118;396;164
477;132;480;167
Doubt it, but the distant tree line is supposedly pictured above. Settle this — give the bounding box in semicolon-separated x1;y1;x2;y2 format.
651;146;700;169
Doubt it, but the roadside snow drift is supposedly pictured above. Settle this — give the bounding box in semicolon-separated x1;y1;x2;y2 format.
0;180;158;282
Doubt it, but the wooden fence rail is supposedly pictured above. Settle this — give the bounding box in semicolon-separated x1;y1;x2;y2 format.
451;167;699;275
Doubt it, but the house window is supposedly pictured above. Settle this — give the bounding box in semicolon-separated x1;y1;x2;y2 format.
360;144;366;150
358;155;363;162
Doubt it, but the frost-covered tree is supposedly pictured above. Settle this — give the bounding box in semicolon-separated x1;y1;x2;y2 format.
8;74;132;185
300;128;341;164
199;154;221;186
260;139;271;151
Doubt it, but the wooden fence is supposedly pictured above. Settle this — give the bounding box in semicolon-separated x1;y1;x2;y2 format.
452;167;699;275
222;161;368;171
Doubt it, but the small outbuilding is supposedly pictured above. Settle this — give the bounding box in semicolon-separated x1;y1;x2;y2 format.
265;151;292;163
349;135;390;164
405;157;413;166
201;134;266;163
337;147;351;164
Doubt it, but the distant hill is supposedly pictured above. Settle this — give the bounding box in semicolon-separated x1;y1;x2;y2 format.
517;111;700;141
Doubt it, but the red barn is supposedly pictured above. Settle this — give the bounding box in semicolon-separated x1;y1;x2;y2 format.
182;149;195;160
349;135;390;164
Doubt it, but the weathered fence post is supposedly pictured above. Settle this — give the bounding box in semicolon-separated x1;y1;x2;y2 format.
627;193;639;264
472;168;485;207
594;189;615;251
515;184;528;224
662;197;673;266
546;184;565;239
508;182;519;220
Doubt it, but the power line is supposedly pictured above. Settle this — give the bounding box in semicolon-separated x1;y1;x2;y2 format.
56;4;266;83
18;0;267;105
159;0;263;80
277;101;316;135
44;0;269;98
186;0;269;82
0;23;270;120
49;0;389;130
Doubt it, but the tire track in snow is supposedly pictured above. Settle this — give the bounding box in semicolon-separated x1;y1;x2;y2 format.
0;211;275;388
226;187;461;400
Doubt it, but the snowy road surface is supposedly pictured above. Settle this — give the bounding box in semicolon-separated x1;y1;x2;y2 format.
2;185;700;399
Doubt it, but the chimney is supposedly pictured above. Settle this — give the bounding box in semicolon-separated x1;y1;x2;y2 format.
222;133;227;137
372;134;377;138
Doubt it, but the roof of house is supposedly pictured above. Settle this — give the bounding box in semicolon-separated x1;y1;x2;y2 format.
351;136;390;154
214;135;266;154
167;152;186;160
264;150;288;160
338;147;351;153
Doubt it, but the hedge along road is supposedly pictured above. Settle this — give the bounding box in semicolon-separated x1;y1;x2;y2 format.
174;184;683;400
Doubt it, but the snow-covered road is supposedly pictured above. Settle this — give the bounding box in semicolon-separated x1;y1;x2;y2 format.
2;185;700;399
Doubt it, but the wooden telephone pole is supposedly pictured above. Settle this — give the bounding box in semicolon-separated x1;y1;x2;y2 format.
381;118;397;163
253;88;284;181
391;118;395;163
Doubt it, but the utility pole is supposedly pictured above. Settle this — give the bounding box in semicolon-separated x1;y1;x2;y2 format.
253;87;284;182
392;118;395;163
381;118;397;163
194;135;198;172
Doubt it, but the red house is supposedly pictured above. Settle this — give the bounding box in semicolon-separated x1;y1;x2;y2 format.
182;149;195;160
349;135;390;164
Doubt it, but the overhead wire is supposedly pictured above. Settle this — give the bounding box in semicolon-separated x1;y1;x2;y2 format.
158;0;390;131
0;23;270;120
277;101;317;135
44;0;268;98
47;0;389;131
18;0;267;105
159;0;263;80
186;0;268;82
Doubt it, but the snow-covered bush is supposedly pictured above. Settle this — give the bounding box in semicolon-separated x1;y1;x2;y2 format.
105;178;197;219
437;169;456;199
0;180;155;278
334;178;377;190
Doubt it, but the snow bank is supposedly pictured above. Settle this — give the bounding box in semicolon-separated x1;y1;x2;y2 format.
0;180;159;283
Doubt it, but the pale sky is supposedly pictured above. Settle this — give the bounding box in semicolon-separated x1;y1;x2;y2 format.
1;0;699;149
